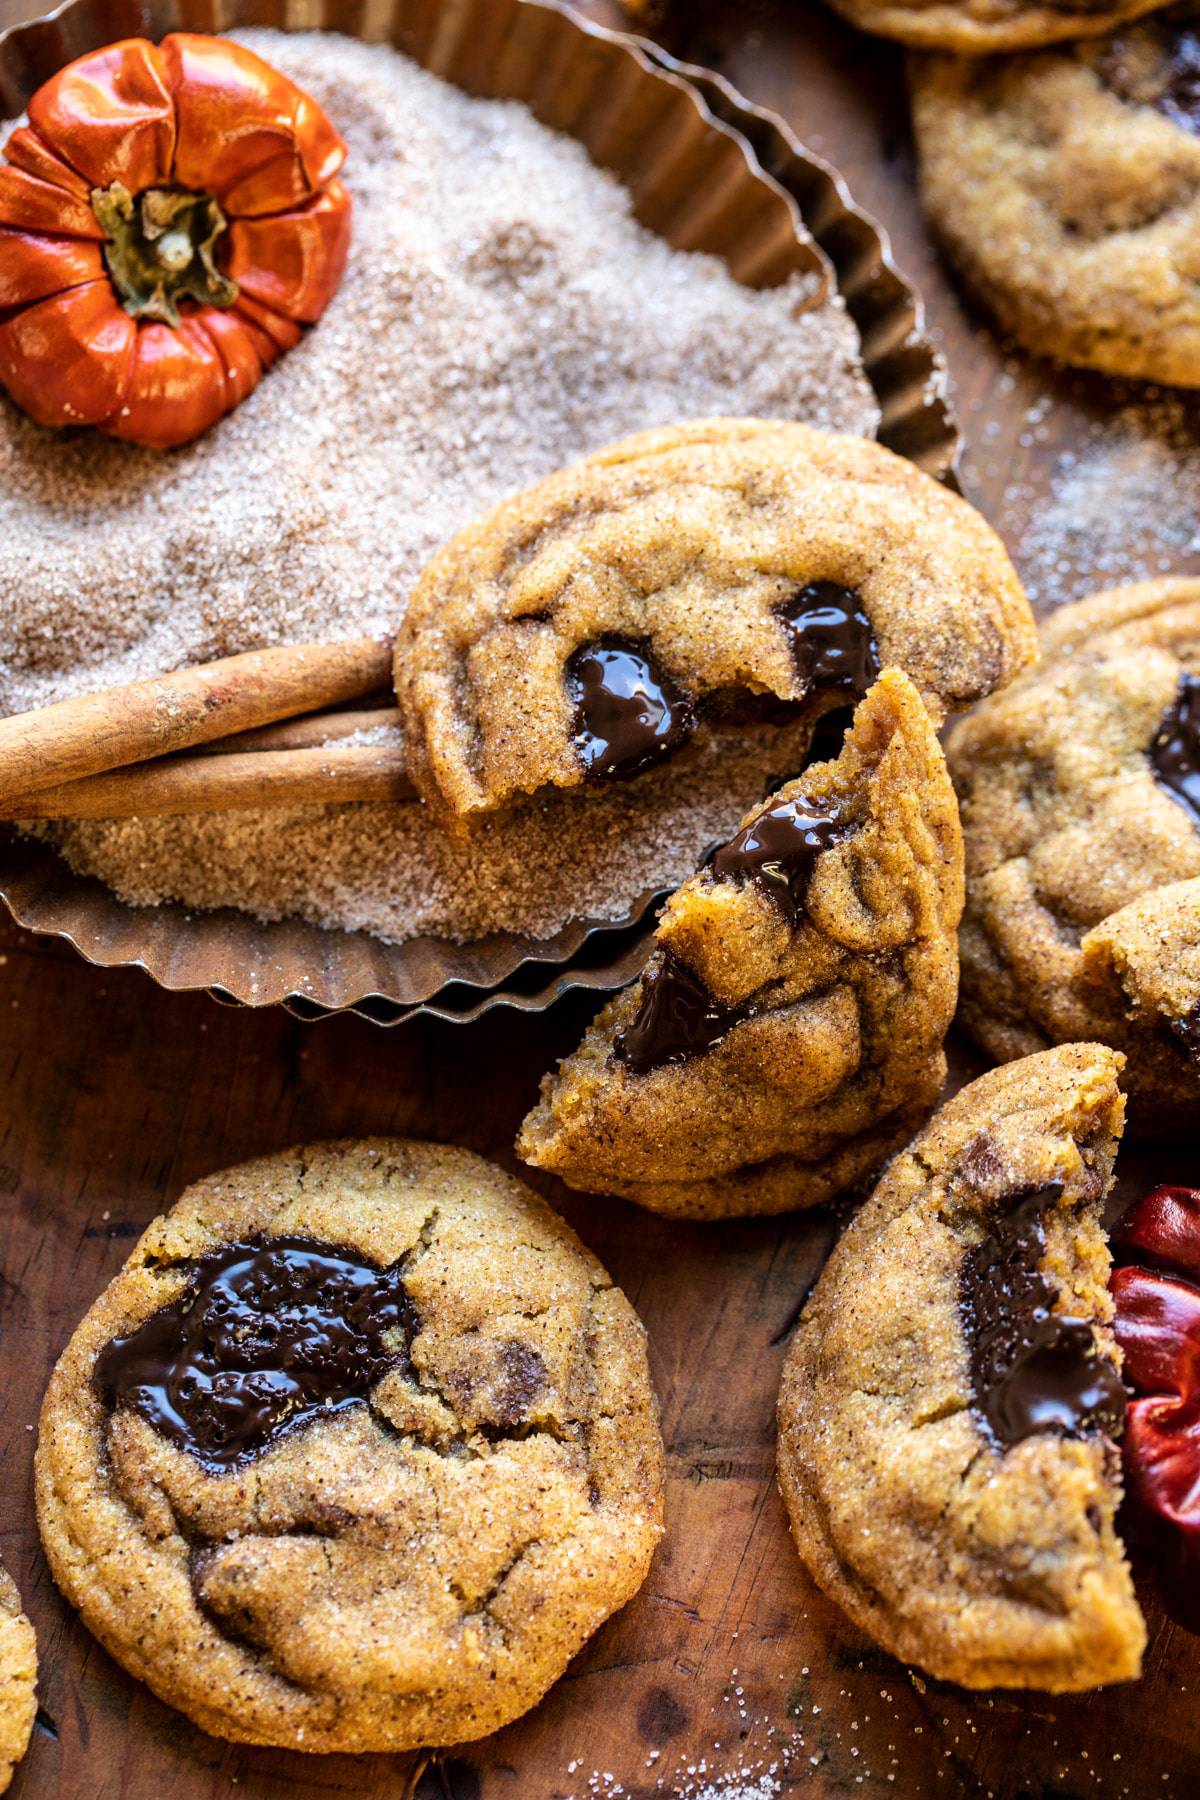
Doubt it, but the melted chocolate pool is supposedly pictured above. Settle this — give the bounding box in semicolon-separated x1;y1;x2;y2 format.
960;1186;1126;1448
1150;671;1200;829
778;582;881;700
710;792;847;926
615;950;753;1074
566;639;693;781
95;1237;414;1471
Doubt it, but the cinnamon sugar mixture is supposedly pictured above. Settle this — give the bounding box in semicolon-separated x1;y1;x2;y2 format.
0;30;878;945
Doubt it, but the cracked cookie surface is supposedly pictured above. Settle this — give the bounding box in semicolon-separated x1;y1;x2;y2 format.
778;1043;1145;1692
394;417;1034;833
518;668;964;1219
948;578;1200;1130
35;1140;664;1752
913;11;1200;384
0;1565;35;1795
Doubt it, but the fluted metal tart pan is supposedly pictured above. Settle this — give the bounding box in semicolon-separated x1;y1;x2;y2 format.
0;0;958;1022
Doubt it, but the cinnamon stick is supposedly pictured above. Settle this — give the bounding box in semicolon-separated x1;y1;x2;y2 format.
0;638;394;806
202;706;402;756
0;744;416;820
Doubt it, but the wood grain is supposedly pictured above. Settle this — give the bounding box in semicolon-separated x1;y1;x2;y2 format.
2;1;1200;1796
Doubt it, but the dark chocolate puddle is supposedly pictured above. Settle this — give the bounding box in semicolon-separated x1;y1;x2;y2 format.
959;1185;1126;1448
614;949;755;1074
710;791;848;927
95;1236;415;1471
566;638;693;782
778;582;880;700
566;584;877;789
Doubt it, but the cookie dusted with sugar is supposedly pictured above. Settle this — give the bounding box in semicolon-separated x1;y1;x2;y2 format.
913;11;1200;385
35;1140;663;1752
394;418;1035;833
949;578;1200;1130
0;1566;35;1795
518;668;963;1219
778;1044;1145;1693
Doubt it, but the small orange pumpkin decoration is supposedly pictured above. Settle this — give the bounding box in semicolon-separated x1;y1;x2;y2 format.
0;33;352;449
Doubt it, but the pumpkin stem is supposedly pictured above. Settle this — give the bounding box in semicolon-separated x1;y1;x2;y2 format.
92;182;239;328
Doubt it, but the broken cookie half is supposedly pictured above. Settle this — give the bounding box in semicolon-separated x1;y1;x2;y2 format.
517;666;963;1219
778;1043;1145;1693
396;417;1034;834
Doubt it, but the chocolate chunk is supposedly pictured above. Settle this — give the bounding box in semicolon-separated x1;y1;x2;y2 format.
490;1340;547;1429
710;791;847;926
957;1132;1005;1191
1150;672;1200;828
566;639;693;781
960;1186;1127;1448
94;1237;414;1471
778;582;881;700
1170;1002;1200;1062
615;949;752;1074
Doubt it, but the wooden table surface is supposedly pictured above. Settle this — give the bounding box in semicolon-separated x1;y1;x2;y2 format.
2;1;1200;1796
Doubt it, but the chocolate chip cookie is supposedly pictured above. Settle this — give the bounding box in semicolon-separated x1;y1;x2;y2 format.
395;418;1035;834
778;1043;1145;1692
518;667;963;1219
0;1566;35;1795
949;578;1200;1129
913;11;1200;384
828;0;1164;52
35;1140;664;1752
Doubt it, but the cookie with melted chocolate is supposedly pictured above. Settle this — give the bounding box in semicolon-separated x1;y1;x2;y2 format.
517;668;964;1219
949;578;1200;1131
35;1140;663;1752
0;1565;35;1796
913;11;1200;385
778;1042;1145;1693
394;418;1034;834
